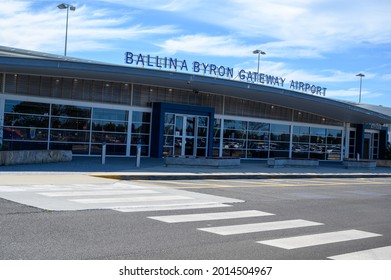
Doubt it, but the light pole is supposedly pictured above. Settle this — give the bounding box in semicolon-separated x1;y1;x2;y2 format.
253;49;266;74
58;3;76;56
356;73;365;103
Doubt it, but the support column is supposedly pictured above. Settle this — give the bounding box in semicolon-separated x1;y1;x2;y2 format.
355;124;365;159
0;96;4;145
343;122;350;159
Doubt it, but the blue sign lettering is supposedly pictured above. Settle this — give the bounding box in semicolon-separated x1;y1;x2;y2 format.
124;51;327;96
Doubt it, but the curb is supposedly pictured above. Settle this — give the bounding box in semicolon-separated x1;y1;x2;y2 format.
91;173;391;180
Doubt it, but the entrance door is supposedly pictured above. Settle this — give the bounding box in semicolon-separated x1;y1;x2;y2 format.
364;133;371;159
174;115;195;156
363;132;380;160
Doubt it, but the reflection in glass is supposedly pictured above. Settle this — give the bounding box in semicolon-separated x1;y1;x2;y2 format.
51;130;90;142
5;100;50;115
51;105;91;118
93;108;127;121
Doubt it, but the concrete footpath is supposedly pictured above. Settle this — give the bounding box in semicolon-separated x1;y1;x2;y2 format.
1;157;391;180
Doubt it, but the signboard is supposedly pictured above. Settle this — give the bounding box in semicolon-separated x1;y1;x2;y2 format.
125;52;327;96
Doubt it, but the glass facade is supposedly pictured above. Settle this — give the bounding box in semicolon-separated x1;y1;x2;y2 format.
2;99;148;156
4;73;342;126
1;72;375;161
131;111;151;156
212;118;344;160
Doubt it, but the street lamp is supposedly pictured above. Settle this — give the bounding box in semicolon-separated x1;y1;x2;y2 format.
253;49;266;74
57;3;76;56
356;73;365;103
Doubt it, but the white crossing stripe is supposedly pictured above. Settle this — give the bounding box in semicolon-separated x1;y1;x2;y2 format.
257;230;382;249
198;219;322;236
328;246;391;260
70;195;194;204
149;210;274;223
112;203;232;213
38;190;158;197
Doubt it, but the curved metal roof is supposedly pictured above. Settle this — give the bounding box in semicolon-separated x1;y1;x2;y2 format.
1;45;391;125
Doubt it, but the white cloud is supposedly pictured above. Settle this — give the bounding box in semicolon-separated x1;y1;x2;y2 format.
158;34;256;57
153;0;391;59
96;0;198;12
0;0;178;53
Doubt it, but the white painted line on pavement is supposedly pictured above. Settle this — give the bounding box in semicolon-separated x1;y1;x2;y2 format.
198;219;322;236
112;203;232;212
328;245;391;260
70;195;194;204
257;230;382;250
38;189;158;197
149;210;274;223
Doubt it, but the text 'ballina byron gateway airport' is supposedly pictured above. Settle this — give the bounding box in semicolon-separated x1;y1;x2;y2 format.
1;46;391;161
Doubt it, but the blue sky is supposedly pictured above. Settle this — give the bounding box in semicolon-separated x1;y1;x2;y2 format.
1;0;391;106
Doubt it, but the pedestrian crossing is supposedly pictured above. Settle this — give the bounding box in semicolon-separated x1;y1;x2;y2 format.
148;209;388;260
257;230;381;249
329;245;391;260
0;182;243;211
1;182;390;259
149;210;274;223
198;219;323;235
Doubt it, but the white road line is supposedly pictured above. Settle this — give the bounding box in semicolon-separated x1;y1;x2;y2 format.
112;203;232;212
149;210;274;223
257;230;382;250
328;246;391;260
38;190;158;197
70;195;194;204
198;219;322;236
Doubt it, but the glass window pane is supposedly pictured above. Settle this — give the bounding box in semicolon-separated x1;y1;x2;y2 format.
3;127;48;141
51;117;90;130
51;130;90;142
92;132;126;144
198;127;207;137
51;105;91;118
131;123;150;134
4;114;49;128
223;120;247;130
131;135;150;145
92;120;127;132
164;124;174;135
50;143;89;154
132;111;151;123
248;122;270;131
5;100;50;115
93;108;128;121
310;127;326;136
198;117;208;127
165;113;174;124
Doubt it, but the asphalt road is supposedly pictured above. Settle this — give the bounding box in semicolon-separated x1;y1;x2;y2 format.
1;177;391;260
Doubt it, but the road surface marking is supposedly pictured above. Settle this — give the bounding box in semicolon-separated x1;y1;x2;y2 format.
198;219;322;236
149;210;274;223
328;245;391;260
70;195;194;204
257;229;381;249
112;203;232;212
38;189;158;197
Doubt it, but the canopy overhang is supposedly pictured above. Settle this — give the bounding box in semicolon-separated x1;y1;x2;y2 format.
1;53;391;125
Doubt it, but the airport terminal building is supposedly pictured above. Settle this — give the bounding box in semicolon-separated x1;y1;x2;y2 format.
1;46;390;161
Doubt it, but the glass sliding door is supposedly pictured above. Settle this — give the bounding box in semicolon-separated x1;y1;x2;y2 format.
163;113;208;157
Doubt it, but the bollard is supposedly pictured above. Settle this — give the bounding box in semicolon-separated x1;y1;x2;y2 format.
356;153;360;161
136;144;141;167
101;142;107;165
